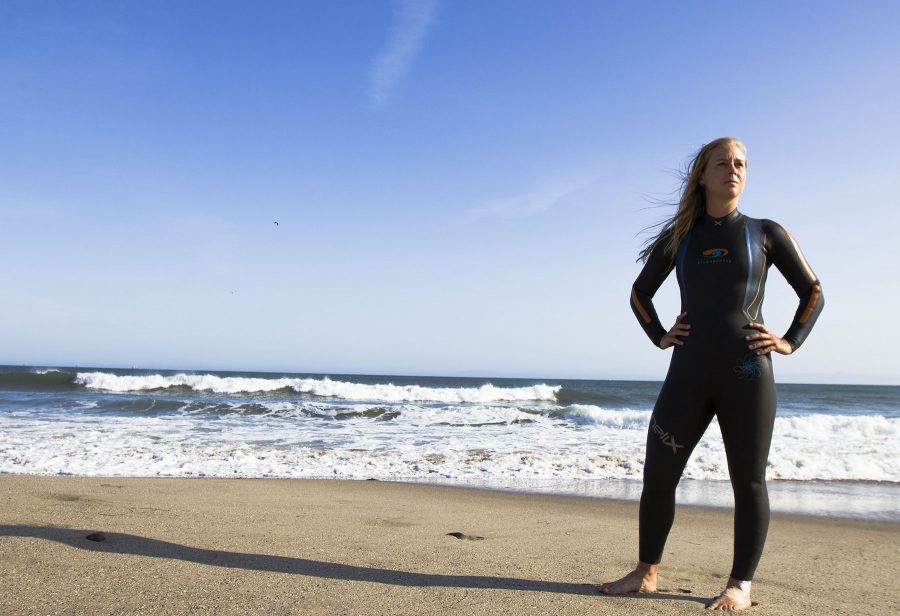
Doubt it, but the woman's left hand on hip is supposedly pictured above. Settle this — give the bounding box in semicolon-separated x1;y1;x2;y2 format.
745;322;793;356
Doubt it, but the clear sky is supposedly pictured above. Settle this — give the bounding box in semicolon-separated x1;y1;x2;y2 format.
2;1;898;384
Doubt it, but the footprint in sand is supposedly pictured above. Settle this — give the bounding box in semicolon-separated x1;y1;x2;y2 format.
446;531;484;541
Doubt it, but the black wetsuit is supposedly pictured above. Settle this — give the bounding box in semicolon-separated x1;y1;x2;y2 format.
630;209;823;581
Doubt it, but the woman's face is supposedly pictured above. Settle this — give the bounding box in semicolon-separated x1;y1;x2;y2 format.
700;142;747;201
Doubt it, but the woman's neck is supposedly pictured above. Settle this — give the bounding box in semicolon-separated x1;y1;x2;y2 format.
705;197;740;218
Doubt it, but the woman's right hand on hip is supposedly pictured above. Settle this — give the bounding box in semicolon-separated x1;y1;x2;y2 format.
659;312;690;349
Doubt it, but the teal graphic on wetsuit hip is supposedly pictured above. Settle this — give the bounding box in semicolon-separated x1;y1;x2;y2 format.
734;352;763;380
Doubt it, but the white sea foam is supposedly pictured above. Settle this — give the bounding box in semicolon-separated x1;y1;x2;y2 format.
6;371;898;519
558;405;649;428
2;400;897;485
74;372;561;403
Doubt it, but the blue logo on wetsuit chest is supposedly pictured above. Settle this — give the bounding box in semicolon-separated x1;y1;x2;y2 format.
702;248;729;258
699;247;731;264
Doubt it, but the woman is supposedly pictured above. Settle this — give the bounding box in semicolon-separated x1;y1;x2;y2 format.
601;138;823;611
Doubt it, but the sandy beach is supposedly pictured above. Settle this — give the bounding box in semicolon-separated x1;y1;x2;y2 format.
1;476;897;615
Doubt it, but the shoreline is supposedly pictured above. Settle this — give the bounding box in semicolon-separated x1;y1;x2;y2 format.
386;476;900;522
3;471;897;522
2;475;897;615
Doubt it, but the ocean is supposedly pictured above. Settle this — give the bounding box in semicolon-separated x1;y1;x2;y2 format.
1;365;897;520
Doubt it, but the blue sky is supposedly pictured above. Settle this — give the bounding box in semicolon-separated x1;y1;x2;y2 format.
2;1;898;384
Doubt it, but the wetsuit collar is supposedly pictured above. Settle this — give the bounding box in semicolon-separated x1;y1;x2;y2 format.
703;208;742;226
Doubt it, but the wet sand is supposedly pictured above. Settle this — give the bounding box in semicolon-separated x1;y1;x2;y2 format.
1;475;897;615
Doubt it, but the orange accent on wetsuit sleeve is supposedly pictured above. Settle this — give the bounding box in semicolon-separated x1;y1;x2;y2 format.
799;283;821;324
631;286;652;324
786;229;816;282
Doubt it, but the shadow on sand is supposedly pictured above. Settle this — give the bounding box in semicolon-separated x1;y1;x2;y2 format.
1;524;706;604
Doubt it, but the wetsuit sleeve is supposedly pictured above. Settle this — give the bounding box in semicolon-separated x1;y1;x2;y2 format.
630;233;675;348
764;221;824;351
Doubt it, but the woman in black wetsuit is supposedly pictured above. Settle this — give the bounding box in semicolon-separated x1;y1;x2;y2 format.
600;138;823;611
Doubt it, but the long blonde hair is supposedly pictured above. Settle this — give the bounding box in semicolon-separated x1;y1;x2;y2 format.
638;137;747;263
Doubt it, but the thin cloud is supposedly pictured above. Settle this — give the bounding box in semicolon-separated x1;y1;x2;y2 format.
475;188;575;220
368;0;438;107
464;177;600;223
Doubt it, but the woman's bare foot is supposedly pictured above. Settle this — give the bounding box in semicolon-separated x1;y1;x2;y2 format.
600;562;658;595
706;580;752;611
